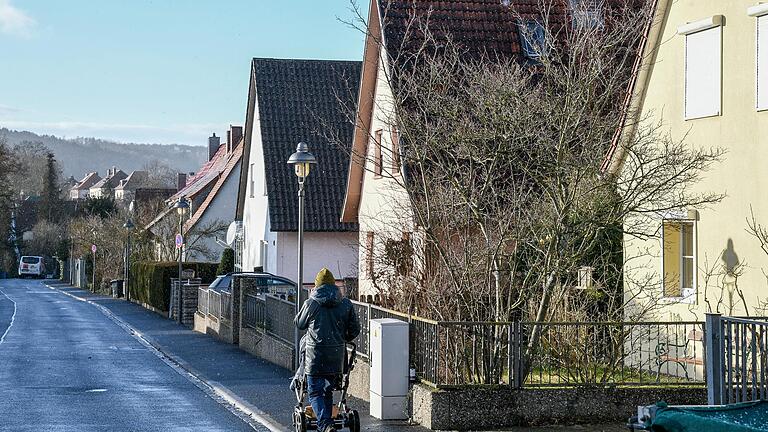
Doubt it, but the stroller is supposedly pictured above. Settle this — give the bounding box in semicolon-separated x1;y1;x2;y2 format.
292;342;361;432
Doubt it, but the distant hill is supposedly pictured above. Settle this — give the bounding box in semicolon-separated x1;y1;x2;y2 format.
0;128;207;179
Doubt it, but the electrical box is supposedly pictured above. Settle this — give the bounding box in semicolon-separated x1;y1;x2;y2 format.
369;318;409;420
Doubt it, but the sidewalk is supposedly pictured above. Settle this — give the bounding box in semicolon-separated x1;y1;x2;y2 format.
47;282;421;432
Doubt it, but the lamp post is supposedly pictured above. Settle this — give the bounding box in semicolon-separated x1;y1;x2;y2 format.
287;141;317;369
173;198;190;324
123;219;135;301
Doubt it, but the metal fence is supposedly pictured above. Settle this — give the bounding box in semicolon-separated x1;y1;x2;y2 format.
404;320;706;388
198;287;208;315
708;315;768;404
221;291;232;321
208;290;221;320
243;293;265;329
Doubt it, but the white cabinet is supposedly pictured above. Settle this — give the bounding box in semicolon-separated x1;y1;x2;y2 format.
369;318;408;420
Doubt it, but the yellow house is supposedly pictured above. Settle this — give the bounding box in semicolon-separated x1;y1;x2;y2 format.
613;0;768;319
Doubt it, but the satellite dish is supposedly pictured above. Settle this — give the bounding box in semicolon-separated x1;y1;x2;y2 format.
226;221;242;246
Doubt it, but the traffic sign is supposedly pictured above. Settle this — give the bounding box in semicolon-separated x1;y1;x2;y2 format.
91;244;97;253
175;234;183;249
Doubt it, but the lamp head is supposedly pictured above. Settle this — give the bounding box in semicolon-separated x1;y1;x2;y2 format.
286;142;317;179
123;219;135;230
173;198;190;216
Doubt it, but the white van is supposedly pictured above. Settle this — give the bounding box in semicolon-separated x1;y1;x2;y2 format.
19;256;45;278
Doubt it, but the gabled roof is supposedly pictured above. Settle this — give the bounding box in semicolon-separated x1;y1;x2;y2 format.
341;0;566;222
184;139;243;232
90;169;127;190
171;144;229;201
236;58;361;232
71;172;102;191
115;170;149;191
146;141;243;234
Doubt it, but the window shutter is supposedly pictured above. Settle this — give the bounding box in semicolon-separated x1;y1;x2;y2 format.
758;15;768;110
685;27;721;119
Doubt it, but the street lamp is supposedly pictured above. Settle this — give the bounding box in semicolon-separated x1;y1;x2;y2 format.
173;198;190;324
287;141;317;369
123;219;135;302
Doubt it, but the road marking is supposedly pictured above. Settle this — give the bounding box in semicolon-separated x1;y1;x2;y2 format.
85;388;108;393
0;288;17;346
44;283;284;432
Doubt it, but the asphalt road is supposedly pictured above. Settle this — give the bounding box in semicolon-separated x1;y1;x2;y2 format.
0;278;264;432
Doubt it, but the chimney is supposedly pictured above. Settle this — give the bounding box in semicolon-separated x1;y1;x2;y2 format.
208;133;221;160
228;125;243;153
177;173;187;192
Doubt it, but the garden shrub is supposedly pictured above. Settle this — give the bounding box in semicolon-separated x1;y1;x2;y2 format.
216;248;234;276
129;261;218;311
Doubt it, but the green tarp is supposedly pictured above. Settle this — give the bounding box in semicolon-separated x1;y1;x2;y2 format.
651;401;768;432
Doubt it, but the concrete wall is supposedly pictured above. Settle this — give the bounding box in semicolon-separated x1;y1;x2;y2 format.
625;0;768;319
411;384;707;430
239;326;294;371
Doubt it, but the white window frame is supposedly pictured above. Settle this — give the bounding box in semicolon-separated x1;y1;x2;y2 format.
748;4;768;110
678;16;724;120
249;163;255;198
661;218;697;304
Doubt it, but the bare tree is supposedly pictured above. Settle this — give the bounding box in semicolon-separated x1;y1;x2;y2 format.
337;0;725;382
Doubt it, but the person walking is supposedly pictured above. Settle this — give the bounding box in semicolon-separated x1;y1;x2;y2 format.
295;268;360;432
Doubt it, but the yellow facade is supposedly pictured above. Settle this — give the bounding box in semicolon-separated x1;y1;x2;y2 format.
626;1;768;318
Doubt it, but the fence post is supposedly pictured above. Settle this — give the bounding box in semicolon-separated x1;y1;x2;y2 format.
705;313;723;405
511;320;523;389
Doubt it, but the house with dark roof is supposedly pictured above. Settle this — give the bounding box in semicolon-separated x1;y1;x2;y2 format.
89;167;128;199
146;126;243;262
234;58;361;284
69;172;102;200
114;170;149;202
340;0;591;297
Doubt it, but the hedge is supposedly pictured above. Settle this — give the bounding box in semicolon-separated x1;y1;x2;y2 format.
129;261;218;312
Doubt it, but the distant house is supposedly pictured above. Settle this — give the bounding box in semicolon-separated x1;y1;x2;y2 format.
69;172;102;200
233;58;360;284
146;126;243;262
89;167;127;199
114;170;149;202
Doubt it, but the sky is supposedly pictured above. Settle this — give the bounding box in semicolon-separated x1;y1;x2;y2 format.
0;0;367;146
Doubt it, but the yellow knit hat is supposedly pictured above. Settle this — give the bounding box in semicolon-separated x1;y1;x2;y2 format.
314;268;336;287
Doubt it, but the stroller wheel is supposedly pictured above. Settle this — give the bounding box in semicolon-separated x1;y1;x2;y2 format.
293;410;307;432
347;409;360;432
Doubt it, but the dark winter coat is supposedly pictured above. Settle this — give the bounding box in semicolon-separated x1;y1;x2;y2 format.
294;284;361;376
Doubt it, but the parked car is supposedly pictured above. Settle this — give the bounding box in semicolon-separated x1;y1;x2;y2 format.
18;256;46;279
208;272;296;298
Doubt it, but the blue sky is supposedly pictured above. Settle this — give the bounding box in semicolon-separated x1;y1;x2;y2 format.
0;0;367;146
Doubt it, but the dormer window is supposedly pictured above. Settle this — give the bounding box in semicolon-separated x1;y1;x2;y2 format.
518;21;547;59
569;0;604;30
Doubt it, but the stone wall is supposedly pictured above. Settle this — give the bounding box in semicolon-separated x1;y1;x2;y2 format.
411;384;707;430
347;357;370;402
239;326;295;371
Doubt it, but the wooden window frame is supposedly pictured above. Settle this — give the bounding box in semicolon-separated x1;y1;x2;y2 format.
374;130;383;177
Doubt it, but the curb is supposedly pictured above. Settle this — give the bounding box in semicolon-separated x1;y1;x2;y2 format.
45;283;286;432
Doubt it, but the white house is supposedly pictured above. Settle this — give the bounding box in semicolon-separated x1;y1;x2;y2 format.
146;127;243;263
234;58;361;286
69;172;102;200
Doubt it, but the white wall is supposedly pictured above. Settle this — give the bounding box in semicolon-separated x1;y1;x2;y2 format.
186;161;241;263
242;85;271;272
274;231;359;285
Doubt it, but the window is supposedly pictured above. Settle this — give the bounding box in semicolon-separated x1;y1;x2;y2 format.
263;176;268;196
391;127;401;173
259;240;268;269
678;17;723;120
366;232;375;278
662;220;696;300
249;163;255;198
518;21;547;59
749;5;768;110
373;130;383;177
569;0;603;29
